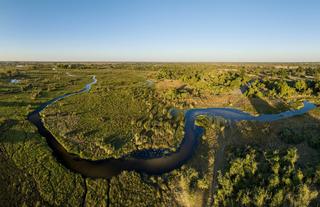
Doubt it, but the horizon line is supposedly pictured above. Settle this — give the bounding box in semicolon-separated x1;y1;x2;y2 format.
1;60;320;64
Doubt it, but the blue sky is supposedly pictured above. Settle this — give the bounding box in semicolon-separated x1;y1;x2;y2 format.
0;0;319;61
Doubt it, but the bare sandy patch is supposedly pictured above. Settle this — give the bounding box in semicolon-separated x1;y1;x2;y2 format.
156;79;186;90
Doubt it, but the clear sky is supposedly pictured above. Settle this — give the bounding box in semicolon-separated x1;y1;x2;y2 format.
0;0;319;62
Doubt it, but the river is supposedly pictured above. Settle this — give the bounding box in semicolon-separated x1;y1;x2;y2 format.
27;76;317;178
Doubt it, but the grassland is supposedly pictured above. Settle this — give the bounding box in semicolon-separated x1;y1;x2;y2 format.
42;69;185;160
1;62;320;206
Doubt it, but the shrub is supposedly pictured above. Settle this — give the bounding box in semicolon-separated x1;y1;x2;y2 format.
194;115;213;128
275;81;295;97
295;80;308;92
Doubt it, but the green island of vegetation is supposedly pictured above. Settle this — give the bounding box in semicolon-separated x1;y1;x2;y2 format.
1;62;320;206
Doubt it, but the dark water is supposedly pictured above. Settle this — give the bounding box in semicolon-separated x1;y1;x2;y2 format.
27;76;317;178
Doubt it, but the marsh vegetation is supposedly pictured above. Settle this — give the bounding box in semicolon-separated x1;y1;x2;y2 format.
1;62;320;206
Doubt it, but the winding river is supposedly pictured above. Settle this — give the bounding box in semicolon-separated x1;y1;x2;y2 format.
27;76;317;178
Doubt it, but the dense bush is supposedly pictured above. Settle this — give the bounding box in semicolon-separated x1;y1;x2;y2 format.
243;77;320;99
156;66;248;95
213;146;319;207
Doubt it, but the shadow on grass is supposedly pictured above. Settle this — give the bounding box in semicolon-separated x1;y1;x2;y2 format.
247;96;290;114
104;134;128;150
0;101;42;107
243;85;320;165
0;119;40;144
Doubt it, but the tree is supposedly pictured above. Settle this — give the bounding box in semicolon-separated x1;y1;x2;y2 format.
287;184;318;207
276;81;295;97
269;174;280;188
295;80;307;92
253;187;268;207
284;148;298;166
270;189;284;207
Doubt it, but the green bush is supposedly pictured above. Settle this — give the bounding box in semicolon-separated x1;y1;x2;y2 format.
275;81;296;97
213;147;318;207
295;80;308;92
